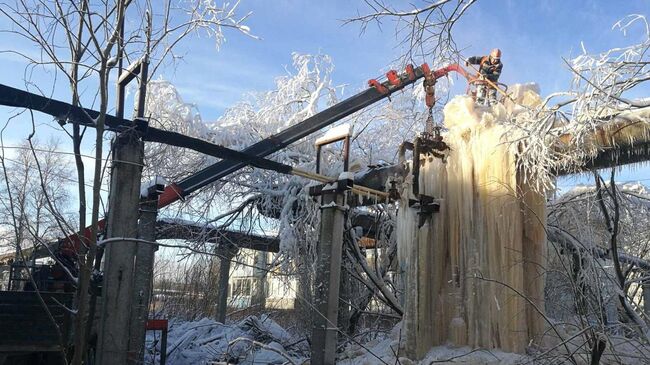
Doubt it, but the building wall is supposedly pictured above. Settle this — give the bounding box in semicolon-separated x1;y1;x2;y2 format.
228;249;297;310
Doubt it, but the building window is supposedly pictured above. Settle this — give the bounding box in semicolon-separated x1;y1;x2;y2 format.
231;278;252;297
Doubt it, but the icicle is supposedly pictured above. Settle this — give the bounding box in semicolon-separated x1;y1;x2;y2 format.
399;85;548;357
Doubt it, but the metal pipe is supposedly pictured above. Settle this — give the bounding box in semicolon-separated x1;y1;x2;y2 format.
135;60;148;119
412;137;422;197
315;145;322;174
115;19;126;119
343;136;350;172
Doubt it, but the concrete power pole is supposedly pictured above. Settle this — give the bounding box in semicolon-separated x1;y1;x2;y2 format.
128;186;161;363
123;51;155;365
96;129;145;365
311;183;348;365
251;250;268;310
98;49;149;364
337;252;353;335
215;246;237;323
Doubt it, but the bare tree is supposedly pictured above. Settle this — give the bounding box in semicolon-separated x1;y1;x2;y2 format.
0;138;73;279
345;0;479;65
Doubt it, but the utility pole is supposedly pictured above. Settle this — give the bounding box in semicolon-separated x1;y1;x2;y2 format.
124;40;154;365
310;181;349;365
128;182;161;364
96;128;144;365
215;245;237;323
251;250;267;309
97;24;149;363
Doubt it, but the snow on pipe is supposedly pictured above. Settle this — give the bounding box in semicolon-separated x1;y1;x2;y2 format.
555;107;650;174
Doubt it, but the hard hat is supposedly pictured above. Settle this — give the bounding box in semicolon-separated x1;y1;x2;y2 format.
490;48;502;59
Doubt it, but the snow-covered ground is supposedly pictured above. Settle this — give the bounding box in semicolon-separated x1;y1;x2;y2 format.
146;315;650;364
337;323;527;365
149;317;530;365
145;315;307;365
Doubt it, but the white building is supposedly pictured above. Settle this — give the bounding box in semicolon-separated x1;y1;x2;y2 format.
228;249;298;310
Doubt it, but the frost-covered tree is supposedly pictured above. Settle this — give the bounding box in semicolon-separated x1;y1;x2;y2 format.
143;52;434;243
545;177;650;362
501;15;650;192
143;52;433;336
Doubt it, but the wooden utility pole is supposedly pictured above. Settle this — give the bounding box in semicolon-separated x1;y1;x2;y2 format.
96;129;144;365
311;183;348;365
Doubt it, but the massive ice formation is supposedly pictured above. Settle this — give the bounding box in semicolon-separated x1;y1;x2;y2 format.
398;85;546;357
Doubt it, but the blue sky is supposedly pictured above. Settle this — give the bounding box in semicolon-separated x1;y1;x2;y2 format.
157;0;650;118
0;0;648;190
135;0;650;190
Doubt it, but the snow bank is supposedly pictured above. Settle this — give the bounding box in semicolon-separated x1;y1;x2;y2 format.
145;315;305;365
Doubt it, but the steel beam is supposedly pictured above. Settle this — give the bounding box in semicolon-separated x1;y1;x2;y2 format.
175;68;426;195
155;220;280;253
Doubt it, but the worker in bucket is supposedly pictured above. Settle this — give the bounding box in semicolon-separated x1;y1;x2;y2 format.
466;48;503;106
